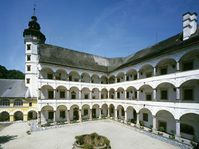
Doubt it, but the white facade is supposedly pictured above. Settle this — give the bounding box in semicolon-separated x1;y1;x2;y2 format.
23;12;199;143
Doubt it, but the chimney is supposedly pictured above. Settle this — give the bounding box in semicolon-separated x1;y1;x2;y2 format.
183;12;198;40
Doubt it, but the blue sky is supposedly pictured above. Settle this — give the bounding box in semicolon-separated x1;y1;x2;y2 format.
0;0;199;72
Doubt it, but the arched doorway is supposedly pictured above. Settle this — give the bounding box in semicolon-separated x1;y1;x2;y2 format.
14;111;23;121
0;111;10;121
28;111;37;120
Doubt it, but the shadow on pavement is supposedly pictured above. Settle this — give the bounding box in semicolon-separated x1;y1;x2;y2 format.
0;135;17;149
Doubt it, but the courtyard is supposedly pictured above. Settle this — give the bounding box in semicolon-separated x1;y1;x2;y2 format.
0;120;187;149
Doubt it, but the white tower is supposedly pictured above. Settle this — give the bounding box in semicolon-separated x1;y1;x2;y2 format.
23;15;46;98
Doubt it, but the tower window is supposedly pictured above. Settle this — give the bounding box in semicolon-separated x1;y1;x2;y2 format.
27;65;31;71
48;90;54;99
183;89;193;100
60;91;65;98
27;44;31;50
161;90;168;100
27;55;31;61
26;78;30;84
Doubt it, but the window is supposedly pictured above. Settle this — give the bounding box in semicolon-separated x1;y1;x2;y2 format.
69;76;72;81
84;109;88;116
27;65;31;71
29;102;32;107
48;90;54;99
181;123;194;135
161;90;168;100
158;121;167;132
143;113;148;122
134;74;137;80
26;78;30;84
146;72;152;78
182;61;193;71
48;111;54;120
84;94;89;99
117;92;120;98
14;99;23;106
121;109;125;116
60;91;65;98
47;73;53;79
71;91;76;99
127;92;129;99
183;89;193;100
146;94;152;101
27;44;31;50
0;99;10;107
60;111;65;118
27;55;31;61
160;67;167;75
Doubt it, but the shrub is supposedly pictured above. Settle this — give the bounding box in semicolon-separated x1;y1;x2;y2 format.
158;127;165;132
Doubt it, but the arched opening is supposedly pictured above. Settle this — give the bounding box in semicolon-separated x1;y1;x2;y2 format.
40;67;54;79
0;111;10;122
101;104;108;118
139;85;153;101
55;69;67;80
101;88;108;99
126;86;137;100
116;72;125;82
109;104;115;117
70;87;79;99
70;105;79;121
180;49;199;71
109;75;115;84
55;86;67;99
56;105;67;122
81;73;91;83
139;64;153;79
101;75;108;84
180;113;199;142
0;99;10;107
180;79;199;102
156;110;175;134
14;111;23;121
82;104;90;121
92;88;99;99
41;105;54;123
92;104;100;119
41;85;54;99
91;74;100;84
116;87;125;99
69;71;80;82
126;69;137;81
117;105;124;120
109;88;115;99
14;99;23;106
156;83;176;102
126;106;137;123
156;58;176;75
81;87;90;99
139;108;152;128
28;110;37;120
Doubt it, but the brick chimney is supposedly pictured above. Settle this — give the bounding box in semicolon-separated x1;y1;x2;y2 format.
183;12;197;40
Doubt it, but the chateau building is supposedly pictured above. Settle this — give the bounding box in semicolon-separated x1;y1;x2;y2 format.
0;12;199;143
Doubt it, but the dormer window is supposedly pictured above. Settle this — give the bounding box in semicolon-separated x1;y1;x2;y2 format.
27;65;31;71
27;55;31;61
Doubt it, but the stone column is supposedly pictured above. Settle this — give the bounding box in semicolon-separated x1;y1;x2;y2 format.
38;89;41;99
99;108;101;119
137;71;140;79
38;111;41;124
153;67;156;76
175;119;181;138
136;113;140;126
137;90;140;100
54;89;56;99
115;109;118;120
10;115;14;122
152;115;157;132
114;91;117;99
99;91;101;99
79;109;82;122
124;110;127;123
124;90;127;100
176;62;180;71
89;109;92;120
107;107;110;117
67;90;70;99
124;74;127;81
176;87;180;101
53;111;56;122
67;110;70;123
115;77;117;83
89;91;92;99
23;114;28;121
79;91;81;99
153;89;157;101
107;91;109;99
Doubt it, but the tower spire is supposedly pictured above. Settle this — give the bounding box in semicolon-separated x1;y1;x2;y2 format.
33;4;36;16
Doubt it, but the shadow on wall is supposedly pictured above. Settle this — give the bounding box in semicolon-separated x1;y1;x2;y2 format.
0;135;17;149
